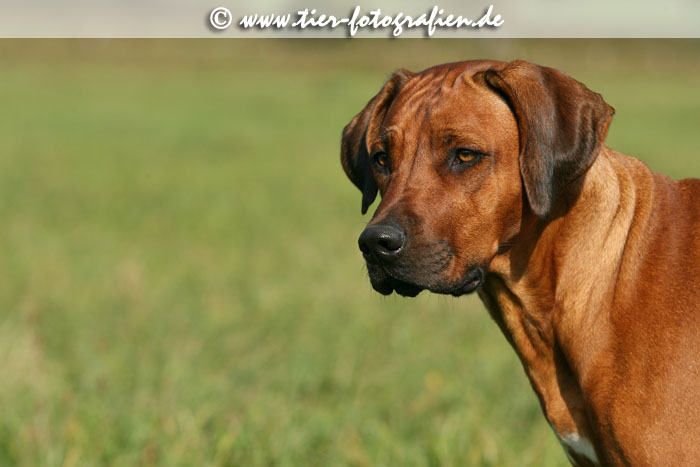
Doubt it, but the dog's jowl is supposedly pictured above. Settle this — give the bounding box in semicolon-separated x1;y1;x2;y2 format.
341;60;700;466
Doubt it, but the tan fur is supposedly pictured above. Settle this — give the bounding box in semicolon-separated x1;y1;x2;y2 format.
342;60;700;465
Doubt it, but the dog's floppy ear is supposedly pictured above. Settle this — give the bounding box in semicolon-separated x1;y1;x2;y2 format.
341;70;412;214
483;60;615;218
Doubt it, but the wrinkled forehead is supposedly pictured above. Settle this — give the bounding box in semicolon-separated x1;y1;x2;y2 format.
382;60;509;134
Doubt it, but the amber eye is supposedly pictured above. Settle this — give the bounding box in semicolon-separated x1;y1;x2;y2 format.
373;152;389;168
456;149;479;164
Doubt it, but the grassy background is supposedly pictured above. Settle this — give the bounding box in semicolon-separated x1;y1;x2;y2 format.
0;40;698;466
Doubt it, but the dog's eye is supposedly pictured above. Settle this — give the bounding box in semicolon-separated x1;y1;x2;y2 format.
373;152;389;169
455;148;481;164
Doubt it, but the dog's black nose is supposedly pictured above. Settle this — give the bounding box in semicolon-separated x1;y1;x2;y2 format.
358;223;406;263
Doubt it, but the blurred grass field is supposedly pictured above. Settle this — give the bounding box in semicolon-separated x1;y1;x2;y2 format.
0;40;698;466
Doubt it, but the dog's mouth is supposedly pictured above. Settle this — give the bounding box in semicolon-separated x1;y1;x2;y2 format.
372;276;424;297
367;265;485;298
456;267;486;295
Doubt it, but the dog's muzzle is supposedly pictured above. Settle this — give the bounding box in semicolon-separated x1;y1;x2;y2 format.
358;222;484;297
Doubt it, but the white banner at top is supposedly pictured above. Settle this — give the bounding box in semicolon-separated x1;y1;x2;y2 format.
0;0;699;38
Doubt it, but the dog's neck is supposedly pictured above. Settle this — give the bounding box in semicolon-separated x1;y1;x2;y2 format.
480;147;648;462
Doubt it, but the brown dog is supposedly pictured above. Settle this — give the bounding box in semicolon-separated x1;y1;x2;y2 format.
341;60;700;465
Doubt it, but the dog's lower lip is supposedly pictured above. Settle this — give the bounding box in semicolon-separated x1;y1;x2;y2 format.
375;282;394;295
393;281;422;297
372;279;423;297
367;268;423;297
367;264;485;297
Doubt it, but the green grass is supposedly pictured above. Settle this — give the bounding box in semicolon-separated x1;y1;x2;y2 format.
0;40;698;466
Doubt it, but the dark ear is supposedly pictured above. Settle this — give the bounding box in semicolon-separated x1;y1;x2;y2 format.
341;70;412;214
483;60;615;218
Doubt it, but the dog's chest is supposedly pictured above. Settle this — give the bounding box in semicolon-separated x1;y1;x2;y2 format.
552;428;599;465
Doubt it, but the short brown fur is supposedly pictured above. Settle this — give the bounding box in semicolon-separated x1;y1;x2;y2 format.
341;60;700;465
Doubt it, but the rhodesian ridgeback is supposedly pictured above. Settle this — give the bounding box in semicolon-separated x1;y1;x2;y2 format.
340;60;700;465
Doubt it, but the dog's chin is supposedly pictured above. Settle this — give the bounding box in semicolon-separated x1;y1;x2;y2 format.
368;266;485;298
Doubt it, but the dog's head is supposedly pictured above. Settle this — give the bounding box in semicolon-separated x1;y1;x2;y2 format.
341;60;614;297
